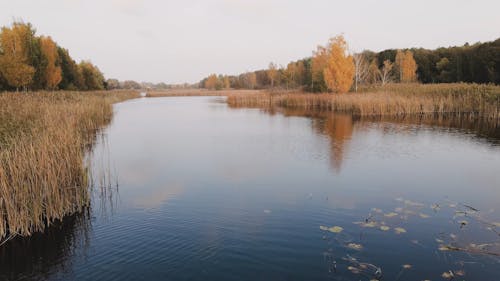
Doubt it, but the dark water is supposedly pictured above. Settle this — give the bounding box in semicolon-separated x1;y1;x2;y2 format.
1;97;500;281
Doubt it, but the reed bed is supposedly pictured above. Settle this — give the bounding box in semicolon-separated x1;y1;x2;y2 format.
227;83;500;119
0;90;138;240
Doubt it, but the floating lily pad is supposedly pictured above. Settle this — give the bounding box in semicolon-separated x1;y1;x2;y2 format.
347;243;363;250
394;227;407;234
419;213;430;218
384;212;398;218
380;225;390;231
328;226;344;233
362;221;377;228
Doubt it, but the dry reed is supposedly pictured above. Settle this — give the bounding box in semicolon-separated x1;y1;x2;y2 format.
0;90;138;239
227;83;500;119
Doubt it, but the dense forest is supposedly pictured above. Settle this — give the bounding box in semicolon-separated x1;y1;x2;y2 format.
0;21;106;91
200;37;500;92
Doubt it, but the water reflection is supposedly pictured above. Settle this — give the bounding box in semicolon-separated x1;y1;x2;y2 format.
1;97;499;281
0;213;91;281
263;106;499;173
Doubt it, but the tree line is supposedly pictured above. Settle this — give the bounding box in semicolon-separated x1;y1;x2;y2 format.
0;21;105;91
201;36;500;92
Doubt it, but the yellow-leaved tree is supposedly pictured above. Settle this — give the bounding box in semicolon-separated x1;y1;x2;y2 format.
323;35;355;93
205;74;218;90
395;50;417;83
40;36;62;90
0;22;35;91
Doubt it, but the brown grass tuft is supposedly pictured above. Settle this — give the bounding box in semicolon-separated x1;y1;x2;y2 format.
0;90;138;239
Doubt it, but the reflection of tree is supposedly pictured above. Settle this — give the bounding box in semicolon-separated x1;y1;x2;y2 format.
0;212;91;280
313;114;354;172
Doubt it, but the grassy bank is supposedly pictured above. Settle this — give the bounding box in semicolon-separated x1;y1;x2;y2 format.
0;90;138;240
227;83;500;119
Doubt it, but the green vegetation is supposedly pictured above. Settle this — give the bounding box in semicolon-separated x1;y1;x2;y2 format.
0;90;138;240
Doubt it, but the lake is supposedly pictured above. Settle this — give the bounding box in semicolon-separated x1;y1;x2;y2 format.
1;96;499;281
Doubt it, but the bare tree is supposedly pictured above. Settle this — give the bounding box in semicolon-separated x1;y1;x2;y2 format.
353;53;369;92
379;60;394;86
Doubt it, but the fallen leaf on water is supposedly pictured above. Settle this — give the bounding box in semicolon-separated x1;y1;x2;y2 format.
384;212;398;218
380;225;390;231
405;200;424;207
328;226;344;233
361;221;377;228
347;243;363;250
419;213;430;218
319;226;329;231
394;227;407;234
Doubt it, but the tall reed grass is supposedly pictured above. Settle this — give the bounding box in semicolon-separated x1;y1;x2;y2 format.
0;90;138;240
227;83;500;119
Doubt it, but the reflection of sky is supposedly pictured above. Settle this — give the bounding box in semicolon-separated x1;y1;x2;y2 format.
79;97;500;281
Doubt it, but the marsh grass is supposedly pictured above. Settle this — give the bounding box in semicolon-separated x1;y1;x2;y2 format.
0;90;138;239
227;83;500;119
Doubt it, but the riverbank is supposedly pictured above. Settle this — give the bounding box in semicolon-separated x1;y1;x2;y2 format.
0;90;138;241
227;83;500;120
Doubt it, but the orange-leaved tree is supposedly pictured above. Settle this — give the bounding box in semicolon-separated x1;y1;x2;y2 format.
40;36;62;90
395;50;417;83
0;22;35;91
323;35;355;93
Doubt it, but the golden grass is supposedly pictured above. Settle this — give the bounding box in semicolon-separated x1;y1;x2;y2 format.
0;90;138;239
146;88;262;97
227;83;500;119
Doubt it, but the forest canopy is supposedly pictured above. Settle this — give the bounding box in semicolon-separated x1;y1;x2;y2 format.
201;37;500;92
0;21;105;91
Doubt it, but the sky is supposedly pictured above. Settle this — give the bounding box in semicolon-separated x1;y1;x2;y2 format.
1;0;499;84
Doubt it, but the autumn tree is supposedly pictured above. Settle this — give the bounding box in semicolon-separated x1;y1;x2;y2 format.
311;45;328;92
379;60;394;85
353;53;369;92
323;35;355;93
0;22;35;91
367;58;380;84
79;61;104;90
40;36;62;89
267;62;278;88
223;75;230;89
204;74;218;90
395;50;418;82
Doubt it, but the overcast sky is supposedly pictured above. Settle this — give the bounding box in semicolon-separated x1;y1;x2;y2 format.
1;0;499;83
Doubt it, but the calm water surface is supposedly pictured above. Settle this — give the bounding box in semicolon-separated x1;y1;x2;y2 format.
1;97;500;281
